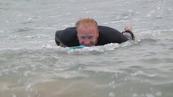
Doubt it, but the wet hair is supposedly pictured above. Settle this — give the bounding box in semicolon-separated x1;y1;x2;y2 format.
75;18;98;29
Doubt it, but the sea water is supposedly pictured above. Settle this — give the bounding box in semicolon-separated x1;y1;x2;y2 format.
0;0;173;97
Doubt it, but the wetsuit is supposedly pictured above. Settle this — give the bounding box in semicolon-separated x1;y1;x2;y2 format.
55;26;131;47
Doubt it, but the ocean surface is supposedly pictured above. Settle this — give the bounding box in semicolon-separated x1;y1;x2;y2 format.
0;0;173;97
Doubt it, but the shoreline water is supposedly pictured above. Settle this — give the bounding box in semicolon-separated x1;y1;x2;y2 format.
0;0;173;97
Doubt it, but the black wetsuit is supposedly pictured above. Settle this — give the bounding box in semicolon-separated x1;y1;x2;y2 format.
55;26;129;47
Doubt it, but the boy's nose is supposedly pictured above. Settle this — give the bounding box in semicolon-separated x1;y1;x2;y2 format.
84;39;90;44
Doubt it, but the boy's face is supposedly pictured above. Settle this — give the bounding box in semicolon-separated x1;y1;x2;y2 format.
77;25;99;47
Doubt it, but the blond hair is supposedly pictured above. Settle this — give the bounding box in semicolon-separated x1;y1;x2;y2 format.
75;18;98;28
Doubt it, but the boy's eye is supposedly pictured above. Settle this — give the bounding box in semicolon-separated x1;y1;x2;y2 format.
81;36;86;39
80;36;93;39
88;36;93;39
